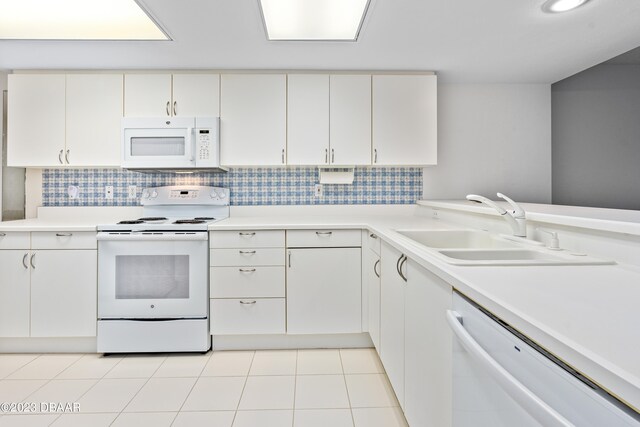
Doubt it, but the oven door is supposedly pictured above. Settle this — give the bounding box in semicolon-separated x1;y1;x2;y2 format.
98;232;208;319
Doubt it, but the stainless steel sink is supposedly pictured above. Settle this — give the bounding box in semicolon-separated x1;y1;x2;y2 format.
395;229;519;249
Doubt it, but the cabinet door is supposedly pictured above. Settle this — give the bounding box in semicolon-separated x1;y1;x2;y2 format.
220;74;287;166
287;248;361;334
124;74;172;117
373;74;437;165
30;250;97;337
0;250;31;337
330;75;371;166
367;248;381;350
66;74;123;166
405;260;452;427
7;74;66;167
379;242;406;407
287;74;329;165
172;74;220;117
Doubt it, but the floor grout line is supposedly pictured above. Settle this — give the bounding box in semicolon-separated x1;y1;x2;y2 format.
170;350;214;426
230;350;256;426
339;350;357;427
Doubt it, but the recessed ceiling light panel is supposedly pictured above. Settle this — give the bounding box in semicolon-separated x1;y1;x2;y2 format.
259;0;370;41
541;0;591;13
0;0;168;40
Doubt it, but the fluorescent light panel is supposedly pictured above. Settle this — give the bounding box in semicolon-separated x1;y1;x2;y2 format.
260;0;370;41
0;0;168;40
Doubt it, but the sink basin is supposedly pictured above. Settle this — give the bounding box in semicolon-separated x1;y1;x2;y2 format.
436;248;614;266
396;229;518;249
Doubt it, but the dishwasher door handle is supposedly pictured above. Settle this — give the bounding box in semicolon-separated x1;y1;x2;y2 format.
446;310;574;427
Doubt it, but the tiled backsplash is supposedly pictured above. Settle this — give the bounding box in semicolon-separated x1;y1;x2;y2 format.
42;167;422;206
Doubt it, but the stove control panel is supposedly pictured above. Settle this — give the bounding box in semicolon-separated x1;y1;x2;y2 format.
141;186;230;206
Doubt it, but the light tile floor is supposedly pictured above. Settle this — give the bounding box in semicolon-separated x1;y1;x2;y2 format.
0;348;408;427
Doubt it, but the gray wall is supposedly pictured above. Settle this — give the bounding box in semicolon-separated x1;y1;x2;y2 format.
552;64;640;210
423;84;552;203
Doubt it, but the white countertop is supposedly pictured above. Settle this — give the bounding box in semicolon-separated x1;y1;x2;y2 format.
419;200;640;236
210;214;640;411
1;207;639;410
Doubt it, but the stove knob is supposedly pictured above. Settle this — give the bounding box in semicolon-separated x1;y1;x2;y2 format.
210;192;218;199
218;191;227;199
142;189;150;199
151;190;158;199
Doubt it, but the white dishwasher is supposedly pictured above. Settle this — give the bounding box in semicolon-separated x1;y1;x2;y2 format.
448;292;640;427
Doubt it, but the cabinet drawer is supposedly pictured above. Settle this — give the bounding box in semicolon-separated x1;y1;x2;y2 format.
367;231;381;255
31;231;97;250
210;298;285;335
210;266;285;298
210;248;285;266
287;229;361;248
0;232;30;249
210;230;285;248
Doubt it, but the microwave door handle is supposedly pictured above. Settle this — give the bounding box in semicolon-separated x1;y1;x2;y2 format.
189;128;196;162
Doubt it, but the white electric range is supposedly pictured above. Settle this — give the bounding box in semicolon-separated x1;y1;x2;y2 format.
96;185;229;353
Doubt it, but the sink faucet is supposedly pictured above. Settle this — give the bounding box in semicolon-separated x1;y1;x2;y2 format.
466;193;527;237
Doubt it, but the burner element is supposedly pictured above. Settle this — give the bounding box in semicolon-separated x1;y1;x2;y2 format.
173;219;206;224
194;217;215;221
118;220;144;225
138;217;168;221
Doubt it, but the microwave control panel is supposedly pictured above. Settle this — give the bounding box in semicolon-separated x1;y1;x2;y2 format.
196;129;211;161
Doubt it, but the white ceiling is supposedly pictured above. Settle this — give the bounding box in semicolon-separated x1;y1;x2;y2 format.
1;0;640;83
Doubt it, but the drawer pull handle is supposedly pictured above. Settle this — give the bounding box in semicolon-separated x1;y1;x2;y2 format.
239;300;257;305
0;233;6;237
22;253;29;269
374;259;380;278
315;231;333;236
239;250;256;255
239;232;256;237
58;149;64;164
55;233;73;237
369;233;378;239
30;253;36;269
239;268;256;273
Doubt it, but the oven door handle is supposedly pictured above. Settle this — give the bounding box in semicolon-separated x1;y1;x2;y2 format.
96;233;208;241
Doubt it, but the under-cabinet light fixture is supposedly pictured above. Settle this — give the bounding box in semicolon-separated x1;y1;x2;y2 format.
259;0;371;41
541;0;591;13
0;0;169;40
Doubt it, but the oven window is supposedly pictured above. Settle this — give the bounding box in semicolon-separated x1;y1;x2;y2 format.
115;255;189;299
130;137;186;156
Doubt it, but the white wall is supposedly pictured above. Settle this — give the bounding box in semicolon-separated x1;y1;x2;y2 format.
423;84;552;203
0;71;6;221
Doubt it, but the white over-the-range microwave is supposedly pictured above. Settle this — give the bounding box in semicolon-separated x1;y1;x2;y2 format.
121;117;227;173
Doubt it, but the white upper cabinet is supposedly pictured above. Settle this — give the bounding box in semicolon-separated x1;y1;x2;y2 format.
171;74;220;117
124;74;172;117
287;74;329;165
287;74;371;166
66;74;123;167
220;74;287;166
8;74;66;167
373;74;437;165
8;73;123;167
330;75;372;166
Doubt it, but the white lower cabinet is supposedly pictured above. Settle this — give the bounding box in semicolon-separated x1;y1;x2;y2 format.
210;299;285;335
366;245;381;350
404;260;452;427
0;232;97;338
380;241;407;408
0;250;31;337
287;247;362;334
30;250;97;337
